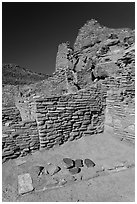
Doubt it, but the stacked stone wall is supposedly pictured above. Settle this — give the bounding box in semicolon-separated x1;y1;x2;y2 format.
2;85;107;162
35;86;106;150
2;106;22;126
104;53;135;143
2;120;40;162
105;88;135;143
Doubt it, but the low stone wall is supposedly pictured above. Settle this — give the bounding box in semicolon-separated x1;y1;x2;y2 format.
105;88;135;143
34;86;106;149
2;120;40;162
2;85;107;161
112;101;135;143
2;106;22;126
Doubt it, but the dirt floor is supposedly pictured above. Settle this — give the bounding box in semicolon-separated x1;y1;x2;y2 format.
2;126;135;202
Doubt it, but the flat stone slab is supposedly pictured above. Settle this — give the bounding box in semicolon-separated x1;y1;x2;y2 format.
84;159;95;168
18;173;34;195
63;158;74;169
69;167;81;174
46;163;60;176
75;159;83;167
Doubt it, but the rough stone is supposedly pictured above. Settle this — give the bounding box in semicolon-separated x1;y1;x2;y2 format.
69;167;81;174
74;159;83;167
63;158;74;169
84;159;96;168
46;164;60;176
18;173;34;195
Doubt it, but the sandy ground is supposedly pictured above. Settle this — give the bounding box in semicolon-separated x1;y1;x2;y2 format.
2;126;135;202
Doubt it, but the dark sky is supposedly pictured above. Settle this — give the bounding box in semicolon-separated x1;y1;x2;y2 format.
2;2;135;74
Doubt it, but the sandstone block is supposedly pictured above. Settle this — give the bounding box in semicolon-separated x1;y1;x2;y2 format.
87;124;96;130
37;120;45;126
82;120;91;125
2;150;14;157
18;173;34;195
84;159;95;168
46;164;60;176
63;158;74;169
69;167;81;174
74;159;83;167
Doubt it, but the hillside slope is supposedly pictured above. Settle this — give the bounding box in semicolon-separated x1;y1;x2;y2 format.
2;64;50;85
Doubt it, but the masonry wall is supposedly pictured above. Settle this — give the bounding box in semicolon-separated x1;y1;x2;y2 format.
2;85;107;162
2;106;22;126
104;58;135;143
105;88;135;143
2;120;40;162
34;85;106;150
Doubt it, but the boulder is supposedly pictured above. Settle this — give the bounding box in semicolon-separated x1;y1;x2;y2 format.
46;163;60;176
18;173;34;195
74;159;83;167
63;158;74;169
69;167;81;174
84;159;95;168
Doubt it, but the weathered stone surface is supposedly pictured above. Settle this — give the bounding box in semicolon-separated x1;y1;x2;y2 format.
18;173;34;195
63;158;74;169
84;159;96;168
74;159;83;167
46;164;60;176
69;167;81;174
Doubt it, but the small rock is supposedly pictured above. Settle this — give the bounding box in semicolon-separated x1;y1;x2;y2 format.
63;158;74;169
69;167;81;174
5;121;13;127
84;159;95;168
74;159;83;167
18;173;34;195
29;165;44;177
59;178;67;186
46;164;60;176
